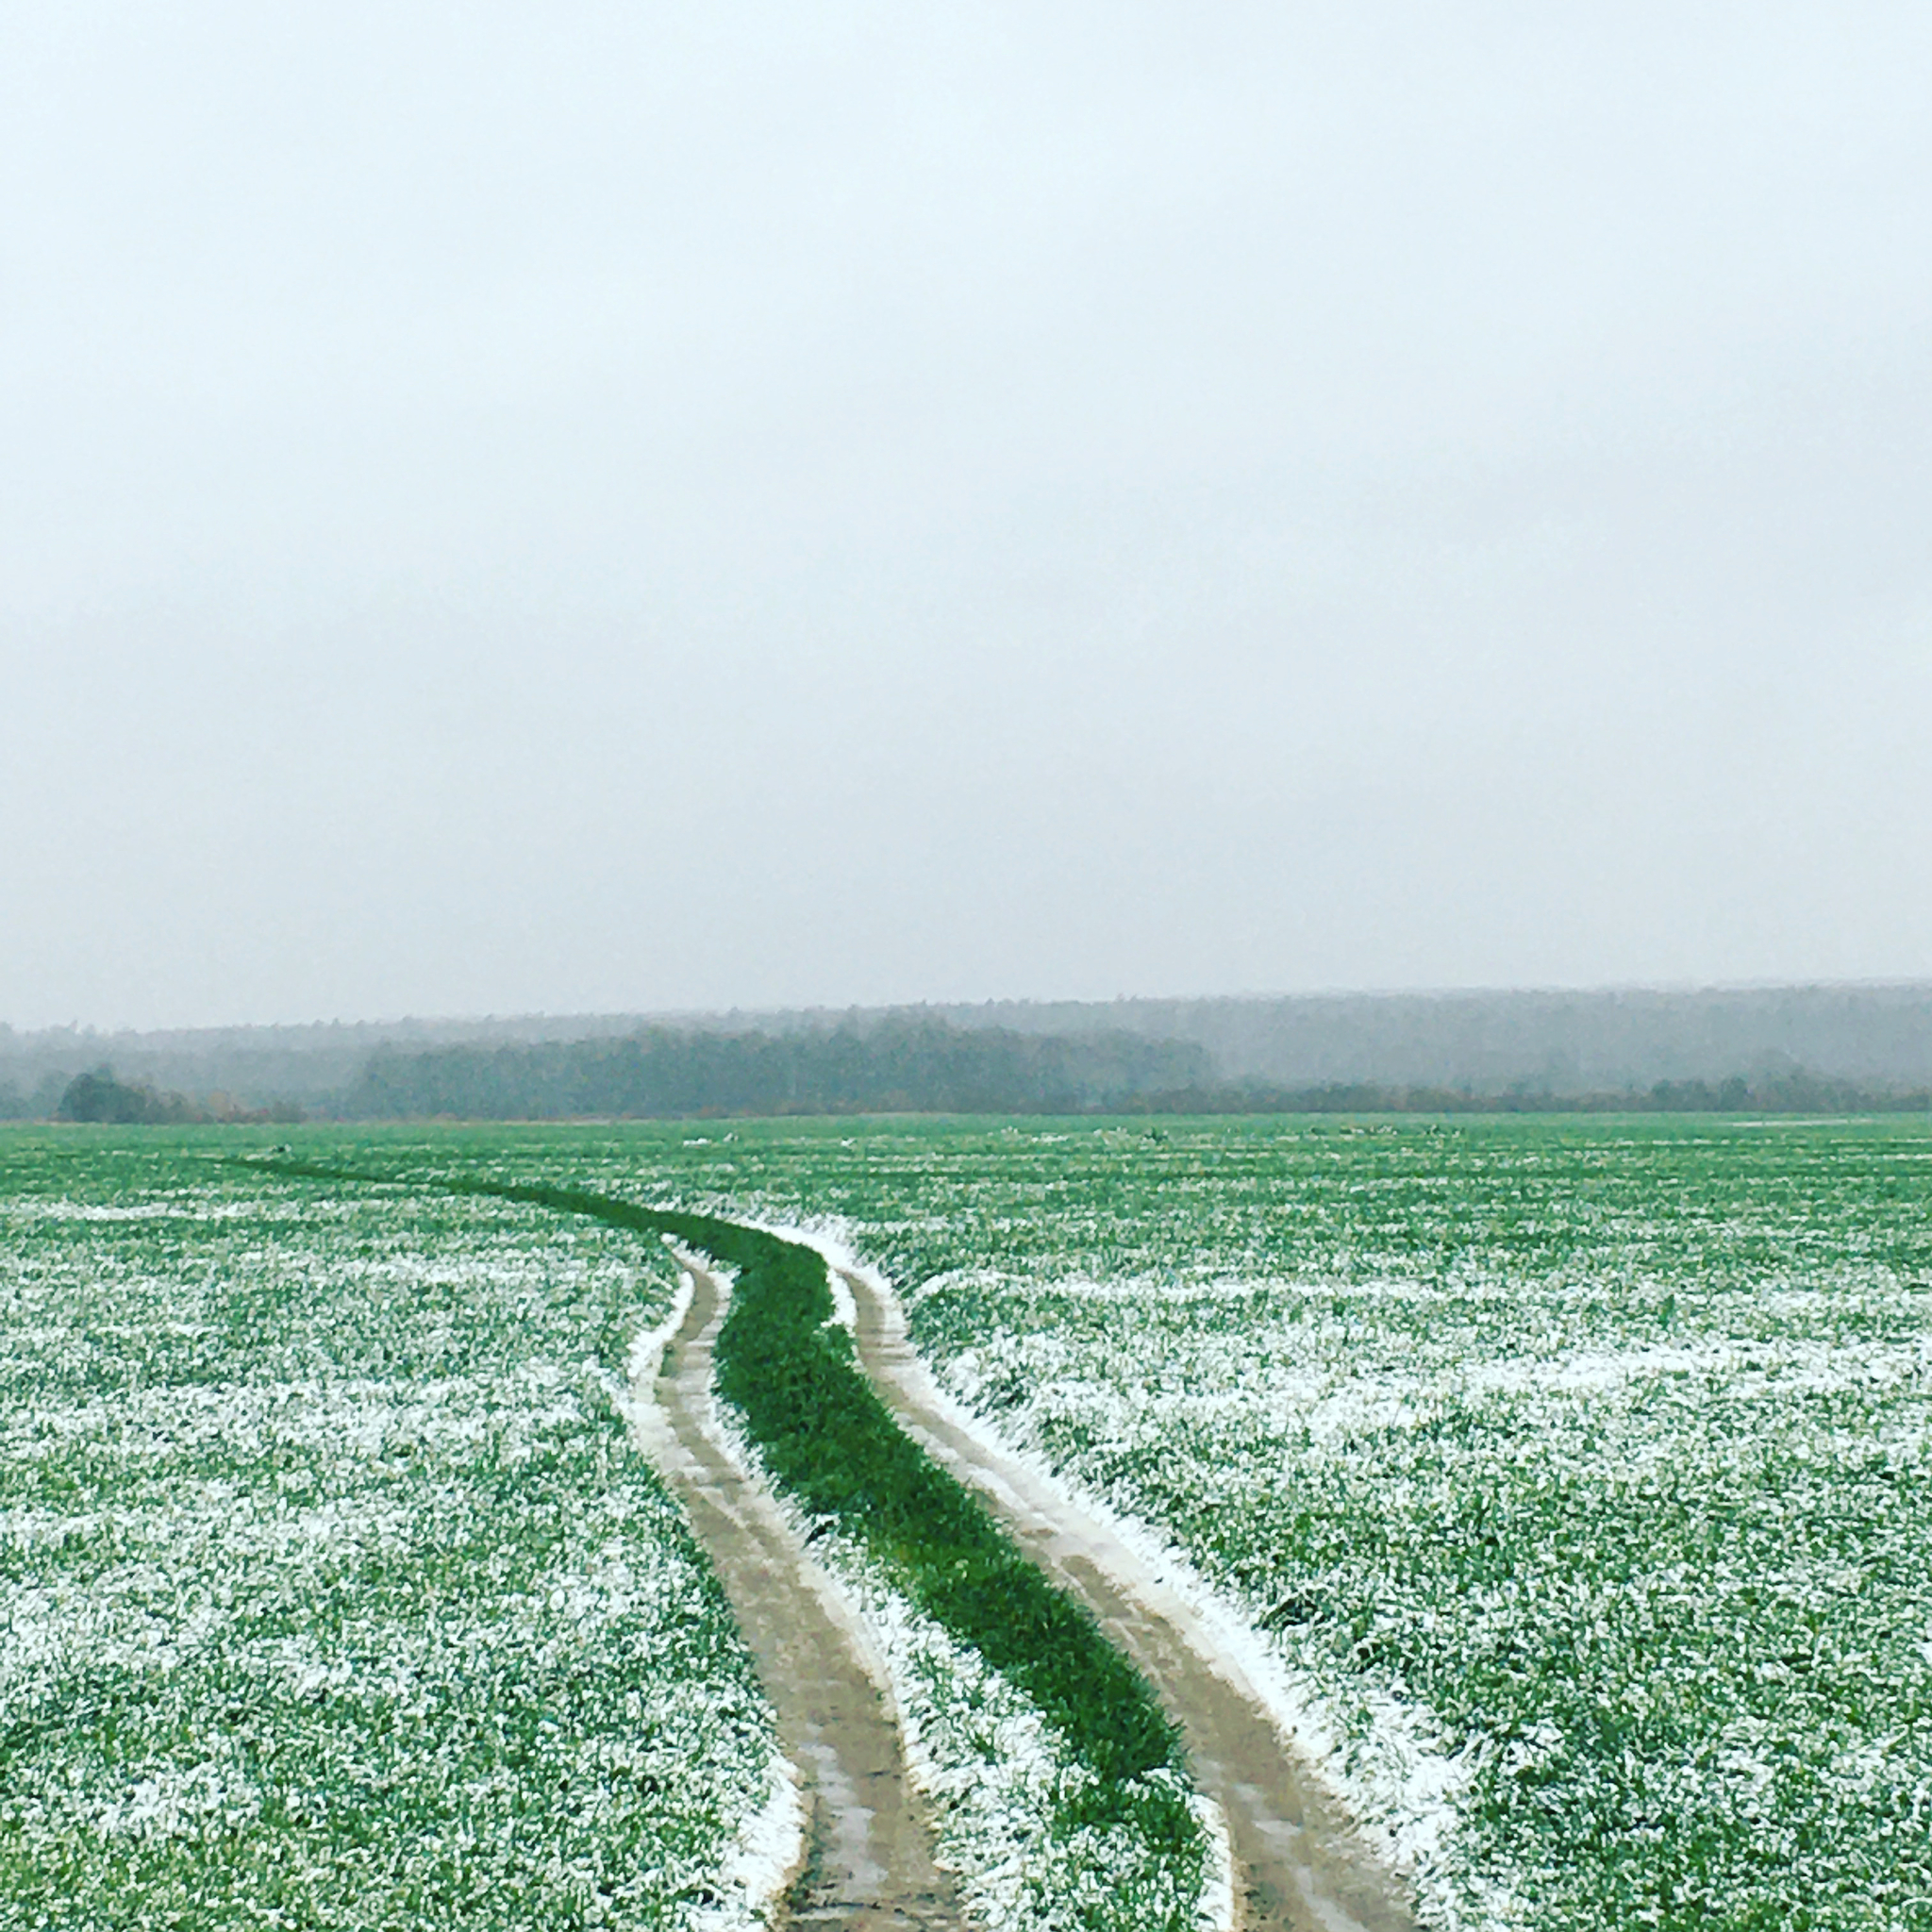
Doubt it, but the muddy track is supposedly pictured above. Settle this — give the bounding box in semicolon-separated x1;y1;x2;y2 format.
840;1265;1417;1932
638;1257;969;1930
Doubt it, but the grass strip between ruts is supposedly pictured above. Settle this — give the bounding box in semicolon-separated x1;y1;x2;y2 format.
247;1158;1202;1858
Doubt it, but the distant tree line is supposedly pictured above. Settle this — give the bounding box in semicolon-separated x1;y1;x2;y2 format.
345;1018;1214;1119
1122;1070;1932;1116
0;1072;67;1121
931;984;1932;1092
10;983;1932;1112
54;1068;304;1125
8;1040;1929;1124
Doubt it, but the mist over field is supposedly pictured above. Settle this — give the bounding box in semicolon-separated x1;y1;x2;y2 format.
7;982;1931;1120
4;3;1930;1030
8;25;1932;1927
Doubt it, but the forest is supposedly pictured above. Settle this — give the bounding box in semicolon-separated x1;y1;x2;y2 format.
345;1016;1211;1119
8;992;1932;1121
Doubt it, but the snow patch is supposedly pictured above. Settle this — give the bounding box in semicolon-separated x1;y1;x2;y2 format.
668;1237;1227;1932
782;1219;1460;1923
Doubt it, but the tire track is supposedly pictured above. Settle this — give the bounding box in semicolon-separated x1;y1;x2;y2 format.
249;1160;1407;1929
837;1262;1417;1932
637;1257;970;1930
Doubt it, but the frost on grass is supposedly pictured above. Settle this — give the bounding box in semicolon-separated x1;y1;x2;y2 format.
477;1117;1932;1932
883;1123;1932;1932
830;1542;1219;1932
0;1137;782;1931
694;1376;1220;1932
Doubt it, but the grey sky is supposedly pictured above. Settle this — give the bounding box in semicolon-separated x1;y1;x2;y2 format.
5;2;1929;1029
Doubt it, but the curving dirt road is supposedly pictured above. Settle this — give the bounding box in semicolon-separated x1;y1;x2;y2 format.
839;1264;1417;1932
635;1258;969;1930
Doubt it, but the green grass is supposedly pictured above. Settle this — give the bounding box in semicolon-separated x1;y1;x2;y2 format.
374;1112;1932;1931
30;1112;1927;1927
0;1130;775;1931
254;1153;1205;1884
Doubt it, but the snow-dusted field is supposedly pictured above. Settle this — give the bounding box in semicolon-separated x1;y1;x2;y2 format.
0;1136;782;1930
494;1114;1932;1932
20;1116;1929;1931
690;1301;1224;1932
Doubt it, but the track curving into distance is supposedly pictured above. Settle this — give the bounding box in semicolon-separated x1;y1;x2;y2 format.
635;1256;969;1931
838;1263;1416;1932
245;1160;1412;1931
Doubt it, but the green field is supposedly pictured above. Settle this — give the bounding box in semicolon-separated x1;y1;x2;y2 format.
439;1114;1932;1931
5;1117;1929;1929
0;1133;777;1930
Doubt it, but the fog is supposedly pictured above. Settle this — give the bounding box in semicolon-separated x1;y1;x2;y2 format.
5;3;1929;1028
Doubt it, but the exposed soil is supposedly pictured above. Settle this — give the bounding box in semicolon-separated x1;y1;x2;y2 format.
841;1266;1419;1932
639;1258;970;1930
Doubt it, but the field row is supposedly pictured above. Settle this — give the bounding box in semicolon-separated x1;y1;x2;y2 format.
1;1137;1235;1932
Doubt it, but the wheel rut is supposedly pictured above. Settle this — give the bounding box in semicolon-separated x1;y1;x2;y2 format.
255;1162;1412;1927
839;1264;1418;1932
637;1257;969;1931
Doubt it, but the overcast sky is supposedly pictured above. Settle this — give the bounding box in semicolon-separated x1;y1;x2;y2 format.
4;2;1929;1029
